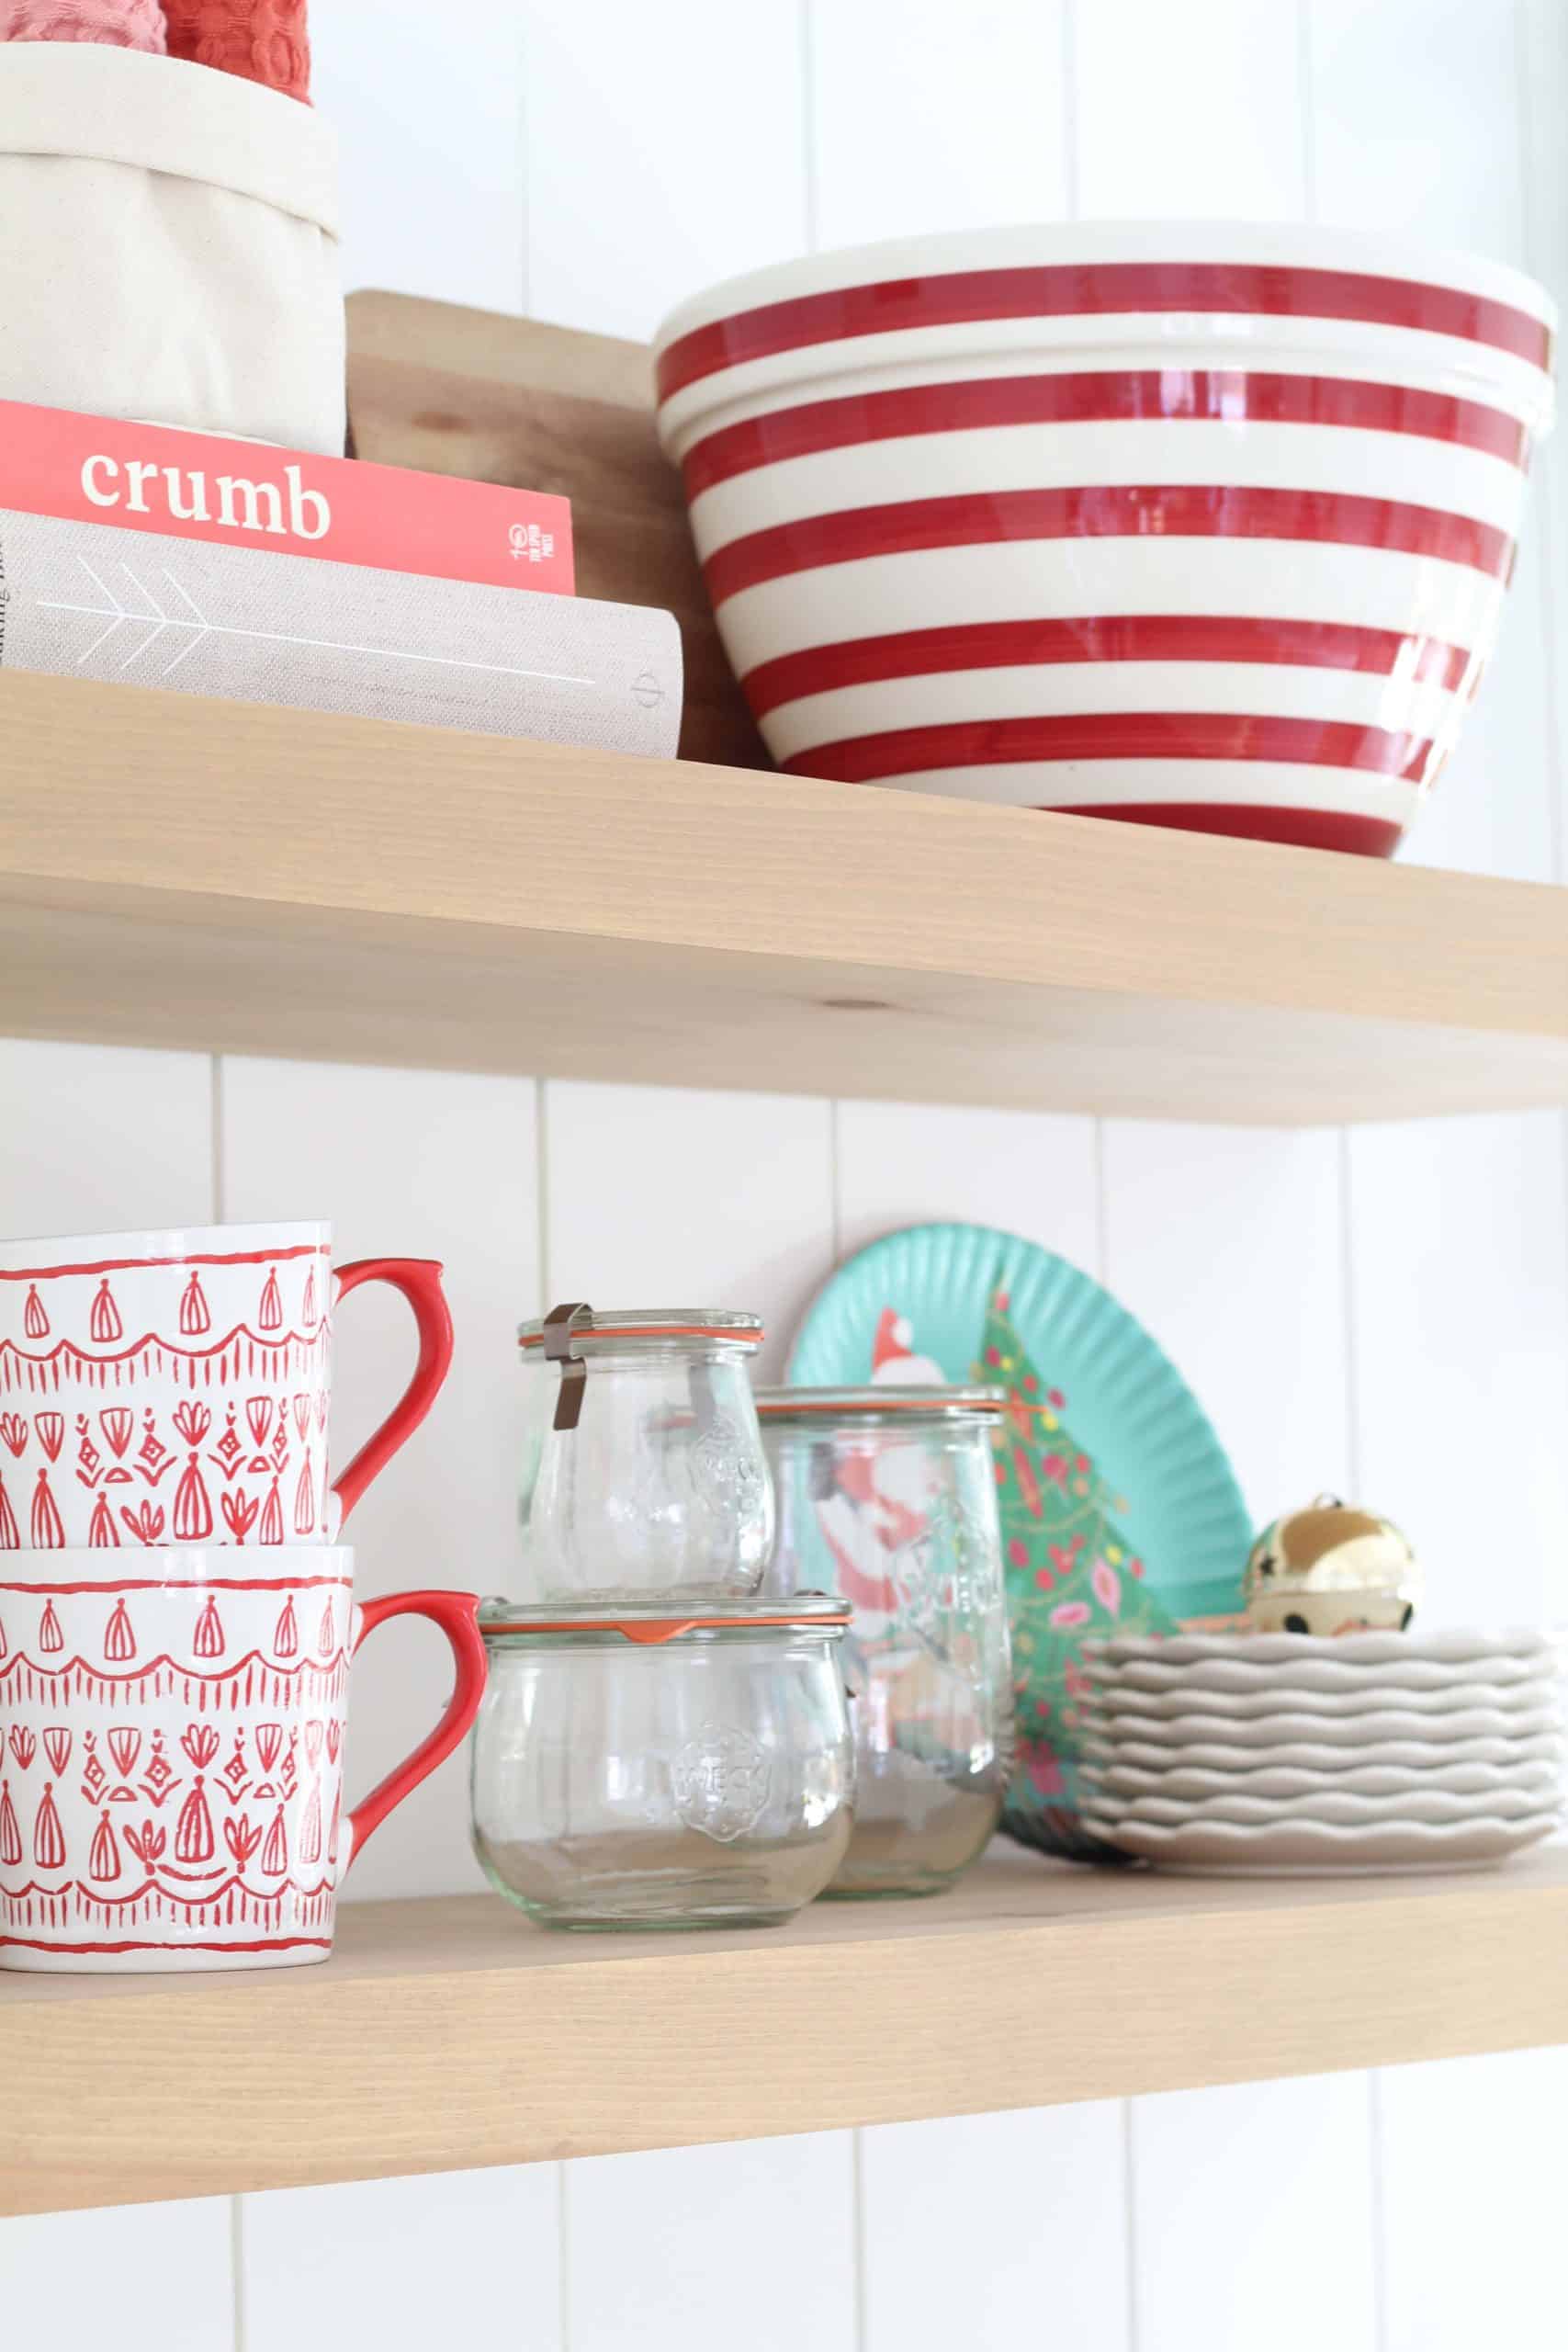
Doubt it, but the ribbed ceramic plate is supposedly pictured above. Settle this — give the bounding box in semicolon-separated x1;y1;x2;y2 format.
1094;1814;1561;1873
1086;1651;1553;1696
1083;1732;1566;1777
1079;1756;1563;1803
1082;1783;1558;1829
1081;1702;1565;1749
1092;1630;1558;1668
789;1220;1249;1856
1085;1674;1558;1721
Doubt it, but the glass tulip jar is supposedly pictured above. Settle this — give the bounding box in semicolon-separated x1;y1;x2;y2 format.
471;1596;854;1929
756;1388;1012;1896
515;1306;773;1604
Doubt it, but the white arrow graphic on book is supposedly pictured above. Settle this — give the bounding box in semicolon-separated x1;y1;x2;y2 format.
40;558;596;687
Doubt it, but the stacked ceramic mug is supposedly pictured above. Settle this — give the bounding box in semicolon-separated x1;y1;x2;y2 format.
1079;1629;1564;1873
470;1304;857;1928
0;1222;485;1973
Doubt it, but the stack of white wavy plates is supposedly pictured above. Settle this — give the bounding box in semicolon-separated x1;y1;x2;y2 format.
1080;1630;1564;1873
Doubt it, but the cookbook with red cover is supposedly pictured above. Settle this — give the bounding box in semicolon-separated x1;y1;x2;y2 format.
0;398;574;594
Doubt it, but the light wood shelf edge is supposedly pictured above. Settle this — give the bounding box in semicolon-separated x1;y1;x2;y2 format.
4;1847;1565;2215
4;671;1568;1124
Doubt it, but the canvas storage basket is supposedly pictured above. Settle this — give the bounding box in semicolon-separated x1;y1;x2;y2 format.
0;42;343;451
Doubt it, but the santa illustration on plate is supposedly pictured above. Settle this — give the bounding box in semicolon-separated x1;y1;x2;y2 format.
809;1308;946;1624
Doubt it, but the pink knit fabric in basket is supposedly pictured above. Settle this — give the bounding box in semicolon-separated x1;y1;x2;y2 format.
0;0;166;47
163;0;309;101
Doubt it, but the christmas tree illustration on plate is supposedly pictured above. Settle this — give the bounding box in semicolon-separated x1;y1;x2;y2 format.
974;1275;1178;1849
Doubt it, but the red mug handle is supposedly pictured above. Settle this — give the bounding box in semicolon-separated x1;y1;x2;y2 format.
331;1257;455;1527
342;1589;487;1871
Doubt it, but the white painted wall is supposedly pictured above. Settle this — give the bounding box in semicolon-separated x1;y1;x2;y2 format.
3;2;1566;2345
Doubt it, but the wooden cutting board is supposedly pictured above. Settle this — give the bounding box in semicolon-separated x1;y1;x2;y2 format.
345;289;769;771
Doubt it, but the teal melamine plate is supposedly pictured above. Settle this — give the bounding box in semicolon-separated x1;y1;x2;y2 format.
788;1222;1250;1858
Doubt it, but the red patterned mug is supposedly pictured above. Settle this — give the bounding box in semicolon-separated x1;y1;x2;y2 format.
0;1546;485;1970
0;1222;453;1551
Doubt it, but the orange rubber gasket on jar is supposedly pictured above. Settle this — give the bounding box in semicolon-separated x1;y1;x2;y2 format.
518;1324;766;1349
483;1607;852;1645
753;1393;1003;1416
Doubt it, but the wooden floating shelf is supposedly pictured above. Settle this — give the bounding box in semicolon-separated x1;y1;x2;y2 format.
4;669;1568;1123
3;1846;1565;2216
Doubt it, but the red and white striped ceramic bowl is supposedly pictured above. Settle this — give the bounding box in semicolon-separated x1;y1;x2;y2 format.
654;224;1555;856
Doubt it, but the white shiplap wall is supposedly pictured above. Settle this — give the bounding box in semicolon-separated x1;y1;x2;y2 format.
3;2;1567;2345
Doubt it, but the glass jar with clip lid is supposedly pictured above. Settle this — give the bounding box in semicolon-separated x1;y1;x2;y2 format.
756;1386;1012;1896
515;1304;773;1604
471;1592;855;1928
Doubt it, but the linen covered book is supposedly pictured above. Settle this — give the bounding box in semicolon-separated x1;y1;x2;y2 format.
0;405;683;756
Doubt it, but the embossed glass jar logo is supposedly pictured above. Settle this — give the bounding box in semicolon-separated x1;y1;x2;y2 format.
689;1409;764;1516
671;1723;771;1843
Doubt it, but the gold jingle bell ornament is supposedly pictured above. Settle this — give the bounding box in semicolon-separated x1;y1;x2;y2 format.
1243;1496;1420;1635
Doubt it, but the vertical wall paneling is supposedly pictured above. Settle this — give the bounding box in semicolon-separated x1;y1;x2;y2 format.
1309;0;1552;885
1070;0;1307;218
312;0;527;311
1517;0;1568;885
1130;2074;1379;2352
859;2103;1131;2352
1374;2046;1568;2352
241;2166;563;2352
0;1041;213;1236
1346;1109;1568;1627
220;1057;540;1900
1309;0;1525;251
1309;3;1568;1627
563;2132;857;2352
522;0;808;339
542;1079;835;1382
807;0;1068;246
1100;1125;1352;1523
0;2197;235;2352
833;1100;1101;1273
